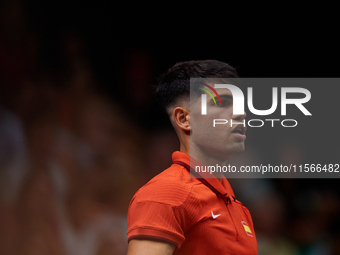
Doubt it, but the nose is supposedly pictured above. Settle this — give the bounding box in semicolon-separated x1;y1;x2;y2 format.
231;111;247;121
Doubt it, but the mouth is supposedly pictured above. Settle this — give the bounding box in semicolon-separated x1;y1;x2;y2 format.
232;124;246;134
231;124;247;139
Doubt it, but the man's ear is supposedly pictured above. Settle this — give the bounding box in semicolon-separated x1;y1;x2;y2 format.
173;107;190;131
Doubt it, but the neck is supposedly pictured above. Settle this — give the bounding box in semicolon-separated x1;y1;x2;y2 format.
180;142;226;182
179;143;190;154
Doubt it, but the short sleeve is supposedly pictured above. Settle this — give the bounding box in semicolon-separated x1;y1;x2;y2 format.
127;198;186;247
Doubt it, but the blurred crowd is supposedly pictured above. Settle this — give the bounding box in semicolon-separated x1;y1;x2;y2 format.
0;1;177;254
0;1;340;255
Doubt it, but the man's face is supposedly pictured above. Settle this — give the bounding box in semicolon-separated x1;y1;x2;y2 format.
190;84;247;161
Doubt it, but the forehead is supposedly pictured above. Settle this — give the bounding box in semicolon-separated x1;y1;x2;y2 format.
208;85;233;96
200;78;233;95
191;78;234;96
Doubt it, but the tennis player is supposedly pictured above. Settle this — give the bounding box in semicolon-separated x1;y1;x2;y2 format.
127;60;258;254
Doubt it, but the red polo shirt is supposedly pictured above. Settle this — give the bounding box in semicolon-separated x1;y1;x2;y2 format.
127;151;258;254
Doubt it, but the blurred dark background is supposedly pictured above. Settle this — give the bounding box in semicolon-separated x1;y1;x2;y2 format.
0;0;339;254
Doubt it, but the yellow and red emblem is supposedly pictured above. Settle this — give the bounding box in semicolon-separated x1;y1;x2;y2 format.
241;221;253;237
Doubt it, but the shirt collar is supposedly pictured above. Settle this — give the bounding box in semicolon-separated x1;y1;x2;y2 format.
172;151;235;199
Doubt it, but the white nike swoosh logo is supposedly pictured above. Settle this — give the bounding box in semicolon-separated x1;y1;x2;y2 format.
211;210;221;219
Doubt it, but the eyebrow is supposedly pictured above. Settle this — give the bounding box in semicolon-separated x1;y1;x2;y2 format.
214;94;232;101
218;94;233;99
209;94;232;106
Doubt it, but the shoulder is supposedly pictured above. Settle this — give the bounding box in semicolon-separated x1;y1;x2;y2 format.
131;163;200;207
127;163;204;242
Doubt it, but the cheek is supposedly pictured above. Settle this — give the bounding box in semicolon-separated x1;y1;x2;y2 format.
192;121;230;146
192;115;214;130
190;108;234;144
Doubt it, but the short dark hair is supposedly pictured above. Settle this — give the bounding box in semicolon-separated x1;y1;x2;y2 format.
156;60;238;111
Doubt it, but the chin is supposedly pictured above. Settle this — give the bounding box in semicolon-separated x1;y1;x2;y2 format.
226;145;245;159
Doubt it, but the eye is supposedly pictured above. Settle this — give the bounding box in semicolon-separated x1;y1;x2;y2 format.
219;97;233;107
